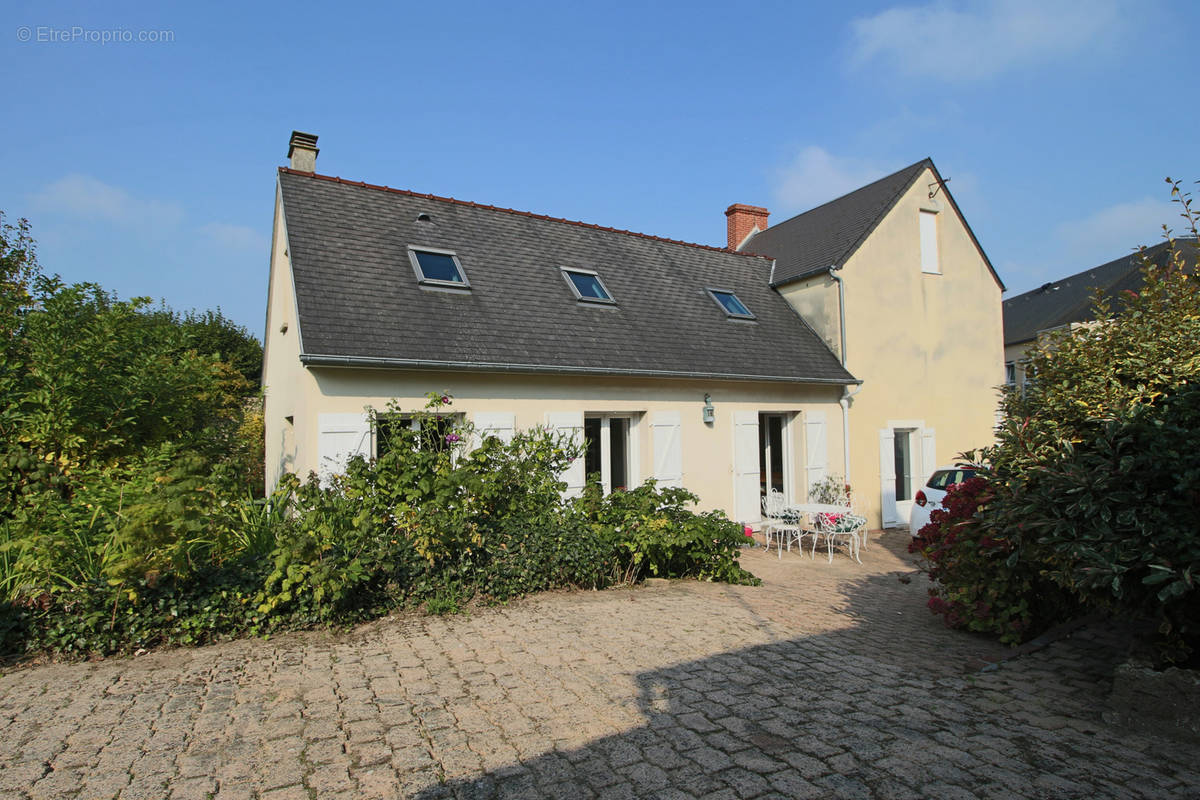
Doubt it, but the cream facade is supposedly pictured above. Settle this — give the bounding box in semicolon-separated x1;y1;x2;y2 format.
747;164;1006;529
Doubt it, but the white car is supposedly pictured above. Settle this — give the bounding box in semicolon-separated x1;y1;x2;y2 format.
908;466;978;538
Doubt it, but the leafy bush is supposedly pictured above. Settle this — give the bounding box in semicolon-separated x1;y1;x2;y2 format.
576;480;759;585
910;476;1078;645
917;180;1200;660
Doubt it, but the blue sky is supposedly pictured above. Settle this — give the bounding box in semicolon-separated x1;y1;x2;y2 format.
4;0;1197;340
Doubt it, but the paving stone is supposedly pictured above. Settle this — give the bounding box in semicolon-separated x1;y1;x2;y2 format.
0;535;1195;798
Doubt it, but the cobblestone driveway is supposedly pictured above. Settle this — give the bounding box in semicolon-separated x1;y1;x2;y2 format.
1;533;1195;799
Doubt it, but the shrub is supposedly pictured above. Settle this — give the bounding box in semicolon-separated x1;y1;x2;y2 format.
910;476;1078;645
576;480;759;585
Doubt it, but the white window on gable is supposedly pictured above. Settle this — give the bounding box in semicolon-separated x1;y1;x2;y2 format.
919;210;940;274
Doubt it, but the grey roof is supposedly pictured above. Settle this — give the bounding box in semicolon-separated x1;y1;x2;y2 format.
1003;240;1198;346
743;159;1003;290
278;169;856;384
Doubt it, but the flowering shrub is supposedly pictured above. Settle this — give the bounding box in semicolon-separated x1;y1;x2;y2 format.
909;476;1076;645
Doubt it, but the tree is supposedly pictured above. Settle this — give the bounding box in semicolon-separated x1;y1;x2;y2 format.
917;179;1200;662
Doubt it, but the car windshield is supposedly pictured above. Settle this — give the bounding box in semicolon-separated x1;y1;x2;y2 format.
926;469;976;490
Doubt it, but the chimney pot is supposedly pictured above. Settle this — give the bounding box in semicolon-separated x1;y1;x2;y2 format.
288;131;319;171
725;203;769;250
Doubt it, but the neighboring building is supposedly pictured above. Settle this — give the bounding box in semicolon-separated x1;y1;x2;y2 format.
263;133;856;526
737;160;1006;528
1003;241;1196;385
263;134;1005;530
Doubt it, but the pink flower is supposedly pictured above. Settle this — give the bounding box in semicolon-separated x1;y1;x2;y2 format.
444;433;461;443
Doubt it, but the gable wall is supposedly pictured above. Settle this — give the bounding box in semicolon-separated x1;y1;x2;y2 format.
836;167;1003;527
263;184;317;491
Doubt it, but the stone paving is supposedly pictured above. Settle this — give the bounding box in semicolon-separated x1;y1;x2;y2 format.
1;532;1196;799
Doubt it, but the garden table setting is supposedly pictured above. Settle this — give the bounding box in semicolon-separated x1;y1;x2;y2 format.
780;503;867;564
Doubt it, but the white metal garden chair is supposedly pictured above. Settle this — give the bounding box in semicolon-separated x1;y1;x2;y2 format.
763;490;808;559
813;507;866;564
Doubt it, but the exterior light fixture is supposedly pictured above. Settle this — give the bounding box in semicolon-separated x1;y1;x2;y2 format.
702;393;715;424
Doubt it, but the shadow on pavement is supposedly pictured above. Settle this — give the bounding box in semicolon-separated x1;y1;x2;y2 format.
412;570;1188;800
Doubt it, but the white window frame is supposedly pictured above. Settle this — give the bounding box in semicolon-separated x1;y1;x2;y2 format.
584;413;639;495
560;267;616;305
759;412;793;506
706;288;756;320
374;411;464;457
408;245;471;289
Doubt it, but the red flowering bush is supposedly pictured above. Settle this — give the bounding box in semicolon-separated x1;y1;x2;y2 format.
909;476;1075;645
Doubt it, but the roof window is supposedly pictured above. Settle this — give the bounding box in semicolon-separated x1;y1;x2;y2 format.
561;268;615;304
409;246;469;288
707;289;754;319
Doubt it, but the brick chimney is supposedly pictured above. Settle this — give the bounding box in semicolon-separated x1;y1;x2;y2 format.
725;204;769;250
288;131;319;171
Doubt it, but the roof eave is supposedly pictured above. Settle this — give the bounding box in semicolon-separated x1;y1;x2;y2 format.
298;353;861;385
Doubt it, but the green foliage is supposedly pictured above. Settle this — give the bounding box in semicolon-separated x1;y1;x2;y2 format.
910;477;1078;645
576;480;759;585
920;179;1200;660
0;219;762;659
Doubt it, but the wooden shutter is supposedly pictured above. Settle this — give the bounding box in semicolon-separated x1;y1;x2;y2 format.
317;412;372;485
473;411;516;446
879;428;898;526
650;411;682;488
920;211;939;274
546;411;585;498
921;428;937;485
733;411;760;524
804;411;828;496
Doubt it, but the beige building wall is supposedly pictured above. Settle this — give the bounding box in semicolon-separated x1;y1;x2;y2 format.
777;273;842;359
780;167;1005;529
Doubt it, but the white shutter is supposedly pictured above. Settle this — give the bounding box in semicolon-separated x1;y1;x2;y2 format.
920;211;939;274
317;412;372;485
804;411;828;496
879;429;898;526
546;411;585;498
921;428;937;485
473;411;516;446
650;411;682;488
733;411;760;524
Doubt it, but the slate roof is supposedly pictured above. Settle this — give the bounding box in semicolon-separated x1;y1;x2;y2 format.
278;169;857;384
1003;240;1198;346
743;159;1003;289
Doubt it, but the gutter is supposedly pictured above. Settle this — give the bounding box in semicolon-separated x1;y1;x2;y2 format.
827;265;847;366
299;353;861;386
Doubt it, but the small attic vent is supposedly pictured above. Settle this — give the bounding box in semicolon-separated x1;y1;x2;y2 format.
415;212;432;223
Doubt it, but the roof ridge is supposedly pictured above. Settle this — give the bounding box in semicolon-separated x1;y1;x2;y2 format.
278;167;769;259
766;158;931;230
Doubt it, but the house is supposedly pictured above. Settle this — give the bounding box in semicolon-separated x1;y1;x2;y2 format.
735;161;1006;528
263;132;856;526
263;133;1005;530
1003;241;1195;385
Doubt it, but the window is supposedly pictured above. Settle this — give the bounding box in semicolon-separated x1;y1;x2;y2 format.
758;413;787;500
583;415;632;494
919;211;940;274
409;247;469;287
1004;362;1016;386
707;289;755;319
893;429;914;502
561;268;615;304
376;413;461;457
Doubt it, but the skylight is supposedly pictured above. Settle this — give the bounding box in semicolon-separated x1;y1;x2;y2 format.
409;247;469;288
561;268;615;304
707;289;754;319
